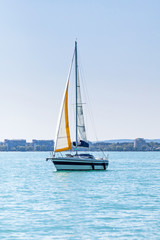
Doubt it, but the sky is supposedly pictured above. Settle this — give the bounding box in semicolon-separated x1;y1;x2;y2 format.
0;0;160;142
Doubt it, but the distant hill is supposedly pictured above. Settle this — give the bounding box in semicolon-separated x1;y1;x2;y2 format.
145;139;160;143
93;139;160;144
93;139;134;143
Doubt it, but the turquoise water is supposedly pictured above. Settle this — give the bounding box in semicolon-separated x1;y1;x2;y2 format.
0;152;159;239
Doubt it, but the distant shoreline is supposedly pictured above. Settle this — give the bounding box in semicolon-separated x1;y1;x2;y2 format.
0;138;160;152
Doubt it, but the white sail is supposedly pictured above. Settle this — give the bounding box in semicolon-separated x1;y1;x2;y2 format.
54;80;71;152
77;67;87;142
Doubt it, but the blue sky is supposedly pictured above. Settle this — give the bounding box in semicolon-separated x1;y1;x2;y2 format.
0;0;160;141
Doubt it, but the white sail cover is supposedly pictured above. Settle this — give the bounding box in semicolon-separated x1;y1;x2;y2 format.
77;69;87;142
54;80;71;152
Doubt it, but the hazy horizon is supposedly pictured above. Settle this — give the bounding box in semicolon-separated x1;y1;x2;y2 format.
1;138;160;143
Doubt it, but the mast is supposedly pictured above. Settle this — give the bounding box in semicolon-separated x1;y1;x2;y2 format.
75;41;78;154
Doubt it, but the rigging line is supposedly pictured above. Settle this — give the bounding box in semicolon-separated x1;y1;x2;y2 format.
77;52;89;139
78;51;99;142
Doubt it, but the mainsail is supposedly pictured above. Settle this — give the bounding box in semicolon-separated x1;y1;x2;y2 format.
54;80;71;152
77;69;87;142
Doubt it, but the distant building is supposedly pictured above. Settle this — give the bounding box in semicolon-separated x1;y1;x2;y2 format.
134;138;149;151
32;139;54;151
4;139;26;151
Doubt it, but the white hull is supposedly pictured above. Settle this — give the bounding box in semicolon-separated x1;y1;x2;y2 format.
47;157;109;171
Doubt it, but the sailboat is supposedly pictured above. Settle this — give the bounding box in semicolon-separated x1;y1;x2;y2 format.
46;41;109;171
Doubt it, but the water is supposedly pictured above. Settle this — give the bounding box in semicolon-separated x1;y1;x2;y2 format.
0;152;159;239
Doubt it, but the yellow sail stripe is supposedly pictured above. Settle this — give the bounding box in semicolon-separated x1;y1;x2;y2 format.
55;82;71;152
64;82;72;150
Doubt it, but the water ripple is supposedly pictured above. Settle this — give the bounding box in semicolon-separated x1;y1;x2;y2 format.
0;152;160;239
